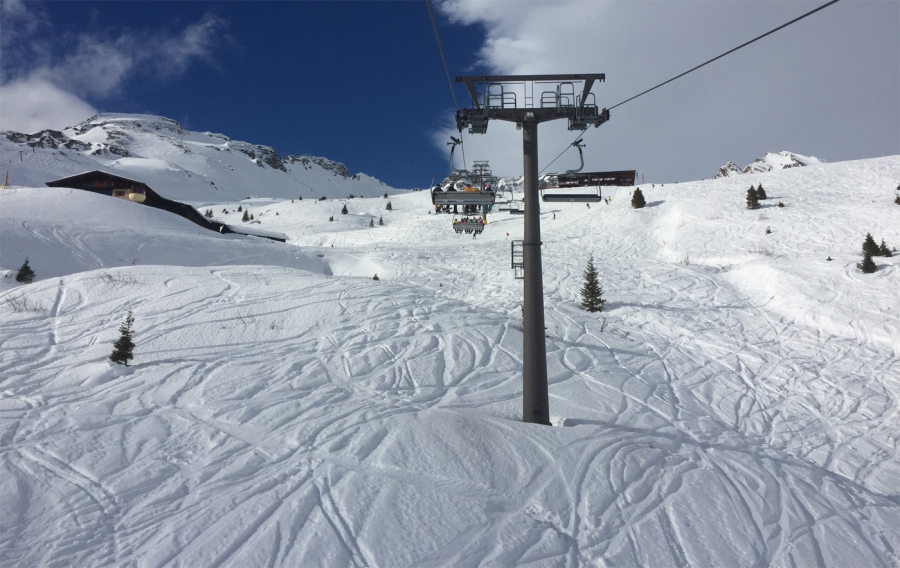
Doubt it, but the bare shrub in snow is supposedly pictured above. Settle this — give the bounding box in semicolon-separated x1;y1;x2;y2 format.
4;295;43;313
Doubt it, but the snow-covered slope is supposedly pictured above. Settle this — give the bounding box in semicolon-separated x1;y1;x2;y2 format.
1;155;899;567
0;114;394;203
716;150;826;178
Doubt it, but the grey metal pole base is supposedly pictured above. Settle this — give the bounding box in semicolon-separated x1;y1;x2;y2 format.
521;121;550;425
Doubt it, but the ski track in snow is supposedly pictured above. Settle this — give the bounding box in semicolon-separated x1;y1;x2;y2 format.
1;156;899;566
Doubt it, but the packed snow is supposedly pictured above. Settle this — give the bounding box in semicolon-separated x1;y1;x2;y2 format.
1;153;899;567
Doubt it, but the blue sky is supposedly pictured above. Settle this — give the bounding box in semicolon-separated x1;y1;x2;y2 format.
1;1;898;188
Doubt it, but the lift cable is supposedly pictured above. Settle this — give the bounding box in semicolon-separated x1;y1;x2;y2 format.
425;0;468;171
539;0;841;175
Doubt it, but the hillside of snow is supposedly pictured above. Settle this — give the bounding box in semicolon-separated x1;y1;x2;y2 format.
1;155;899;566
1;114;394;204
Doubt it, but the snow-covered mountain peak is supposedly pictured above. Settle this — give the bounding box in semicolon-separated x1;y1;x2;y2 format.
715;151;826;178
1;113;397;201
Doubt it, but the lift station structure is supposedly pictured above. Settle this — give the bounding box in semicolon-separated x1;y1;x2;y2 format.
455;74;610;425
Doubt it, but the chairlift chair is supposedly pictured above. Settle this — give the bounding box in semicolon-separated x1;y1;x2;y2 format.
429;146;497;214
452;215;486;234
541;139;602;203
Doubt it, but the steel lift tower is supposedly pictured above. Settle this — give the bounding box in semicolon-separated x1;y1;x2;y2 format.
455;74;610;425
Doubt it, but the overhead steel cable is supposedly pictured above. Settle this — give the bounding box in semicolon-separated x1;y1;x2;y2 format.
608;0;841;111
539;0;842;174
425;0;466;169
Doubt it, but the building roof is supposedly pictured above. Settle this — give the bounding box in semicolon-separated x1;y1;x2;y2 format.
46;170;148;188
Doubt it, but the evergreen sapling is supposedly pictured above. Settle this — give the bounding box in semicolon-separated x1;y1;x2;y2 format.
879;239;892;257
862;233;879;257
746;187;760;210
110;310;136;366
579;255;606;313
756;184;767;200
341;204;349;215
857;253;877;274
15;258;35;283
631;188;646;209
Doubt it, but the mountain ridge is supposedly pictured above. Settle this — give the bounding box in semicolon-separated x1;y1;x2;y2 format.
1;113;394;203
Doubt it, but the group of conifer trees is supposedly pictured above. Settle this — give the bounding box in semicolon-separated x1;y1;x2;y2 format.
858;233;893;273
746;184;767;209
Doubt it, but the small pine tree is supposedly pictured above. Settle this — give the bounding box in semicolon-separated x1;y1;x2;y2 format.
879;239;892;257
109;310;135;366
378;215;384;226
386;201;393;211
341;204;349;215
369;217;375;228
579;255;606;313
383;192;388;199
373;273;380;281
298;196;302;201
238;205;243;212
250;214;255;220
631;188;646;208
746;187;760;210
857;252;877;274
242;210;250;222
329;216;334;222
862;233;879;257
894;194;900;205
15;258;35;283
756;184;767;200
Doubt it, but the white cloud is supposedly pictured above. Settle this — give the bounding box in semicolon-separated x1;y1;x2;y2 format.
0;77;97;133
432;0;900;182
0;5;227;134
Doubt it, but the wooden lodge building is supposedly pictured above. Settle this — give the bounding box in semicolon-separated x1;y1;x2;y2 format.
46;171;286;242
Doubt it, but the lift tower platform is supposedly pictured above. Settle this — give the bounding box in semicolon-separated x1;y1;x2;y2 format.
455;74;610;425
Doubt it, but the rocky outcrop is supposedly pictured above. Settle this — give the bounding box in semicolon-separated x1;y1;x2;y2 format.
715;162;743;178
3;130;91;152
716;152;825;178
233;142;287;171
350;172;386;185
284;155;350;178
